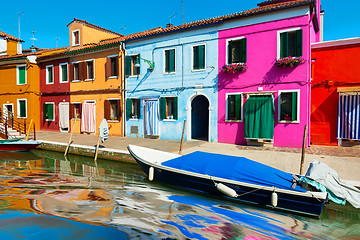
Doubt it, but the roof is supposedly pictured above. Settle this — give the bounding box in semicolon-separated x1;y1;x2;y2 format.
312;37;360;50
67;18;123;37
0;31;24;42
0;47;68;61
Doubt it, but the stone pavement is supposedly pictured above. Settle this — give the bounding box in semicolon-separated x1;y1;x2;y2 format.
35;131;360;185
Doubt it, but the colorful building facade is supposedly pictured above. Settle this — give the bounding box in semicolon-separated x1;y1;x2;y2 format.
217;0;322;148
311;37;360;145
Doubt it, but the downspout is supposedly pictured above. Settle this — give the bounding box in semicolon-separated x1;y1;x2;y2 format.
307;10;315;147
120;42;125;137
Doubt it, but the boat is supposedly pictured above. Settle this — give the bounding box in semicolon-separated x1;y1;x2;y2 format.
0;139;42;152
127;145;328;217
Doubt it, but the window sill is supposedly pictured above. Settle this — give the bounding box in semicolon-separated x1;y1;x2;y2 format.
163;119;176;122
71;80;81;82
191;68;206;72
71;118;81;120
46;82;54;85
278;120;299;124
84;79;95;82
45;119;54;122
129;118;139;121
17;117;27;119
128;75;140;78
60;81;69;83
107;120;120;123
17;83;26;86
107;76;118;79
163;72;176;75
225;120;243;123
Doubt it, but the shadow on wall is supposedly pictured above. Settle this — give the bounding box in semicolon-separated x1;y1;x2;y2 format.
262;64;297;88
218;71;246;90
130;69;153;93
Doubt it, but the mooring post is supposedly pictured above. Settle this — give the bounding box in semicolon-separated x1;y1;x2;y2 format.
179;120;186;155
64;119;76;156
300;125;308;175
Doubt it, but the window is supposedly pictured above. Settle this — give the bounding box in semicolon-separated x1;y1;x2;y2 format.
106;56;119;78
124;54;140;77
85;60;94;80
227;37;247;64
192;44;205;70
279;90;299;122
71;62;80;81
104;99;120;121
72;30;80;46
46;65;54;84
59;63;68;83
279;29;303;58
126;98;140;119
226;94;243;121
160;97;178;120
17;99;27;118
70;103;82;119
43;103;55;121
17;65;26;85
164;49;175;73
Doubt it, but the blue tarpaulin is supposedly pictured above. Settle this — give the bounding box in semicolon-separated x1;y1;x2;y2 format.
162;151;306;192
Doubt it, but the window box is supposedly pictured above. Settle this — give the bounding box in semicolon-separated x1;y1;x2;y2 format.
221;63;247;73
275;56;305;67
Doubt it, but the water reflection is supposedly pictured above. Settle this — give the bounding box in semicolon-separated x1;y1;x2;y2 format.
0;150;359;239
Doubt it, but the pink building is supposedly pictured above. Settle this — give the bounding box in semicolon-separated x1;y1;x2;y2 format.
218;0;322;148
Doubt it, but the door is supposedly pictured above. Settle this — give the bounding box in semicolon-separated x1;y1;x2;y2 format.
81;101;96;133
3;104;13;120
59;102;69;132
144;100;160;136
244;95;275;139
191;95;209;141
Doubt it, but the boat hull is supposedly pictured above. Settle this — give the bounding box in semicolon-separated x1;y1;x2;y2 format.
0;141;42;152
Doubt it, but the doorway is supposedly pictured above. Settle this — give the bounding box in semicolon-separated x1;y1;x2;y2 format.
3;104;14;119
59;102;69;132
191;95;209;141
144;99;160;137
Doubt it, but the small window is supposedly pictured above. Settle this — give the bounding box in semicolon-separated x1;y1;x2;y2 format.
126;98;140;119
226;94;242;121
105;99;120;121
72;30;80;46
72;63;80;81
164;49;175;73
106;56;119;78
160;97;178;120
17;65;26;85
43;103;55;121
46;65;54;84
17;99;27;118
192;44;205;70
279;29;303;58
59;63;68;83
70;103;82;119
279;91;299;122
124;54;140;77
227;38;247;64
86;60;94;80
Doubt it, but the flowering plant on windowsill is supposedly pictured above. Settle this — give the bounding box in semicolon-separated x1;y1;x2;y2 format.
221;63;247;73
275;56;305;67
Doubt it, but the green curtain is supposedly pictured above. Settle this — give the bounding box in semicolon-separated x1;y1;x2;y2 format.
244;95;275;139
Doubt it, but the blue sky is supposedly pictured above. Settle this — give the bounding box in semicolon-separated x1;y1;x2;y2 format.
1;0;359;50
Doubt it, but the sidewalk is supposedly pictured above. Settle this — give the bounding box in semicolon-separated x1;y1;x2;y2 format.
35;131;360;185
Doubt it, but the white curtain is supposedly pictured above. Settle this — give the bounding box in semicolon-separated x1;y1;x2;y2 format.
145;100;160;135
81;102;96;133
59;103;69;130
337;94;360;140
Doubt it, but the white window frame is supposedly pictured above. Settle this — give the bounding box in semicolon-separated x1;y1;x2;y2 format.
3;103;14;117
71;61;81;82
17;98;27;118
72;29;80;47
44;102;55;121
191;43;206;72
59;63;69;83
46;65;54;84
277;27;301;59
226;36;245;65
84;59;95;81
107;54;119;79
225;92;243;122
163;48;176;74
278;89;300;123
16;65;27;85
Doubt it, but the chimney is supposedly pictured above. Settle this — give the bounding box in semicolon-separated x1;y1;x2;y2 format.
166;23;174;28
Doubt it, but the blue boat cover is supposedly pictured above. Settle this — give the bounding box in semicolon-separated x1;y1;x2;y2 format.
162;151;306;192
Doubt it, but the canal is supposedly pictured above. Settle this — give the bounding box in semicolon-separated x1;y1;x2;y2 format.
0;150;359;239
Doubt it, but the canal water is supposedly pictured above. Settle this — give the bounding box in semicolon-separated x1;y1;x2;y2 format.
0;150;359;240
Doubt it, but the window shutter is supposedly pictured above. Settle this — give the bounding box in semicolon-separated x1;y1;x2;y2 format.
227;95;232;120
70;64;74;81
43;104;48;119
126;98;132;120
291;92;298;121
79;103;82;119
198;45;205;69
193;46;199;70
235;94;241;120
48;104;54;120
165;50;170;73
280;32;288;58
169;50;175;72
160;97;166;120
69;104;74;119
173;97;178;120
136;99;141;119
79;62;84;80
295;29;303;57
125;56;132;77
115;56;119;76
105;57;111;78
116;100;121;120
240;38;247;63
104;100;110;120
228;40;233;64
19;101;26;118
19;66;26;84
62;65;68;82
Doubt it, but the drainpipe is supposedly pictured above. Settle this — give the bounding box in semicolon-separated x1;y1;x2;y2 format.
307;10;315;147
120;42;125;137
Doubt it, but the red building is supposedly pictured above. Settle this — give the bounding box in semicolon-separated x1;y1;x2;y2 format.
38;53;71;132
311;38;360;145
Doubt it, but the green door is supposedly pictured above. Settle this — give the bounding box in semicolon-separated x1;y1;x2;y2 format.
244;95;275;139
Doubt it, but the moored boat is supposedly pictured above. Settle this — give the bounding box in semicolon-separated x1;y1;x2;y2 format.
0;139;42;152
127;144;328;217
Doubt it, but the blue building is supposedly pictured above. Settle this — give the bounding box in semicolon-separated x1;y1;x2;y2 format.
123;24;219;142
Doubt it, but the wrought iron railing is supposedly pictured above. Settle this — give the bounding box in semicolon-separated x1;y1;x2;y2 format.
0;108;28;139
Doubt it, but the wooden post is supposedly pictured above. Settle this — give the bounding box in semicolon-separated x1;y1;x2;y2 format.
300;125;308;175
33;123;36;140
64;119;77;156
25;119;33;141
94;135;101;162
179;120;186;155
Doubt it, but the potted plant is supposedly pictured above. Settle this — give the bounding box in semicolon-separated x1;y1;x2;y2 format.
275;56;305;67
221;63;247;73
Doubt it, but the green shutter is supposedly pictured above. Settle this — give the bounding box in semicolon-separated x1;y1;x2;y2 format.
295;29;303;57
125;98;132;120
19;101;26;118
227;95;232;120
280;32;289;58
169;49;175;72
160;97;166;120
62;65;67;82
48;104;54;120
18;66;26;84
125;56;132;77
235;94;241;120
240;38;247;63
136;99;141;119
291;92;298;121
193;46;199;70
43;104;48;119
228;40;233;64
173;97;178;120
165;50;169;73
198;45;205;69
